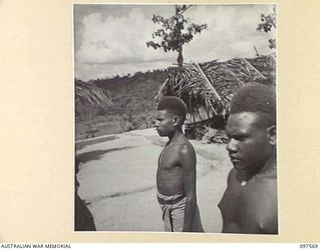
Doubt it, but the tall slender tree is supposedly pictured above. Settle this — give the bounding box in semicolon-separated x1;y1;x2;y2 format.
147;5;207;68
257;5;276;49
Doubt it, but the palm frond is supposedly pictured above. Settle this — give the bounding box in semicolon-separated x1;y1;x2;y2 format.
75;80;112;107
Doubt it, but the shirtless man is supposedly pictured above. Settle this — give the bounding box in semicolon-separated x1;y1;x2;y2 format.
218;84;278;234
155;96;204;232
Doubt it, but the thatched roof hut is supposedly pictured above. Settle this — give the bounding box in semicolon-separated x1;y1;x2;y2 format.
157;54;276;127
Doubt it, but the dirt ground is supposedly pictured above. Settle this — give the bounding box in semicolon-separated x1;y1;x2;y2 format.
76;128;232;232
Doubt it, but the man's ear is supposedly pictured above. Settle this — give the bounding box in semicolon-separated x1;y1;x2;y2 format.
267;125;276;146
173;116;181;127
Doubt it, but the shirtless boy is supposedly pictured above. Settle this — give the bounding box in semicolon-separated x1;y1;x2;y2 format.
218;84;278;234
155;96;204;232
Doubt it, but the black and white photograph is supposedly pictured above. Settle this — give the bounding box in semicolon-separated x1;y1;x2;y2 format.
74;4;277;233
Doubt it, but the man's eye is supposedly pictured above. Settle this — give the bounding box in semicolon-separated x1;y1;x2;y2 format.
235;136;246;141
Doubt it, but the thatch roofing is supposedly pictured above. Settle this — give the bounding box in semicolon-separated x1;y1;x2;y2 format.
157;54;276;124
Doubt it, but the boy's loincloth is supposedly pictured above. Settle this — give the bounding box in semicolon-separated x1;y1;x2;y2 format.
157;191;204;232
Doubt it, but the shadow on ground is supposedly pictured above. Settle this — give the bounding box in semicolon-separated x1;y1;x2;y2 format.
76;146;134;164
75;135;119;151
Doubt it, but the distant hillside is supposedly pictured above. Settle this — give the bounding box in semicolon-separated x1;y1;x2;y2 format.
75;55;276;141
75;70;168;140
95;70;167;117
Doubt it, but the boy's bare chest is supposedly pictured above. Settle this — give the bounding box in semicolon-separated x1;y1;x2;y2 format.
158;147;181;170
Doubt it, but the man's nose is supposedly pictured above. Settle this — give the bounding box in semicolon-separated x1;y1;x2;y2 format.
154;121;159;128
226;138;237;152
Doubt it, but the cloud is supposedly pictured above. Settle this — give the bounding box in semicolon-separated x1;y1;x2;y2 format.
75;4;276;80
183;4;275;61
76;8;175;66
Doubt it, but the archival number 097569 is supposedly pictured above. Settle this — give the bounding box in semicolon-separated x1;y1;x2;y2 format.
300;244;318;248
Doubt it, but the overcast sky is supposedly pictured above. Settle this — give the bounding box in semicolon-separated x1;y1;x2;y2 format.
74;4;275;81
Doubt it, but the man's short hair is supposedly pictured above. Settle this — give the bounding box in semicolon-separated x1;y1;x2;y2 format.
230;84;276;126
157;96;187;121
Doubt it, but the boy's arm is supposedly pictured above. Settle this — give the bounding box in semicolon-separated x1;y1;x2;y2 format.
180;144;197;232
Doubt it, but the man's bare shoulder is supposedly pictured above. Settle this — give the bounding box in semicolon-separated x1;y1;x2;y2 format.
177;138;195;156
179;138;194;149
226;168;239;186
250;174;277;193
171;137;196;169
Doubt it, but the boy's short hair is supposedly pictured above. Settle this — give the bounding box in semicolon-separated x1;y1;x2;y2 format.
230;84;276;126
157;96;187;122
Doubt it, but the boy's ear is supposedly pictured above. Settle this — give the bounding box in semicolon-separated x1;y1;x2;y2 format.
267;125;276;146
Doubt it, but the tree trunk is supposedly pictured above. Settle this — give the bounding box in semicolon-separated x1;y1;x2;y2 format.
177;47;183;68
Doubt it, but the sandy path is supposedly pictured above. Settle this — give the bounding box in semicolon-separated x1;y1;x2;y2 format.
76;128;232;232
